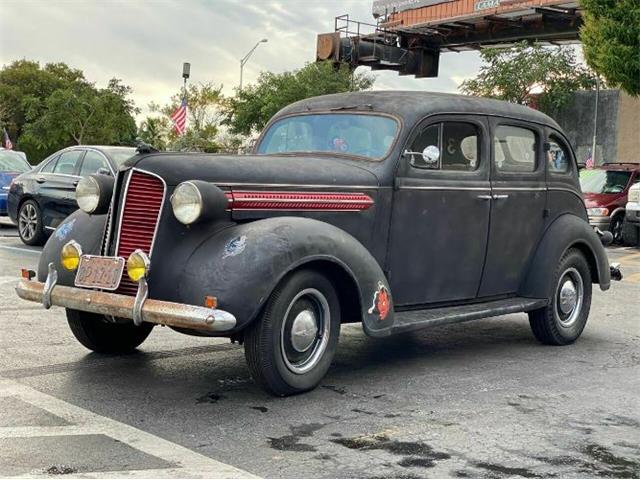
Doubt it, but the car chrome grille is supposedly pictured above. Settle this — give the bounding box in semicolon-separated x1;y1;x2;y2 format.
114;170;165;295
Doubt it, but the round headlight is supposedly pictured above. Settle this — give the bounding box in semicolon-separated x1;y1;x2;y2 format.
127;250;150;282
61;240;83;271
76;176;100;213
171;182;203;225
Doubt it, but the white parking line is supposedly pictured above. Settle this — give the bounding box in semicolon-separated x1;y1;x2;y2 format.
0;378;257;479
0;245;41;255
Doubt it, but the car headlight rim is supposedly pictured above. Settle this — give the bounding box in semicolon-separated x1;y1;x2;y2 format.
61;240;83;271
76;176;101;214
171;181;204;225
126;250;151;282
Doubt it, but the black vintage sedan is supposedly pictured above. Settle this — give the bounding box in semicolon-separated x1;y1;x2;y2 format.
8;145;135;245
16;92;618;396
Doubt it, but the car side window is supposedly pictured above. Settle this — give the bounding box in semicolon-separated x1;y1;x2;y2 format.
40;156;58;173
494;125;537;173
80;151;109;176
547;136;571;173
53;150;82;175
409;122;479;171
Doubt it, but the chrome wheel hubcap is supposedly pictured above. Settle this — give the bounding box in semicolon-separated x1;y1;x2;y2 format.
554;267;584;327
281;288;330;375
18;204;38;241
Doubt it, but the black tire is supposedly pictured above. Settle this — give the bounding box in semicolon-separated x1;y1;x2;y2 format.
622;220;639;247
66;309;153;354
528;248;592;346
609;213;625;244
244;269;341;396
18;199;46;246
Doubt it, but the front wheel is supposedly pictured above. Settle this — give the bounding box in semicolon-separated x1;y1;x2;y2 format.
244;269;341;396
18;200;46;246
528;249;592;345
66;309;154;354
610;214;625;244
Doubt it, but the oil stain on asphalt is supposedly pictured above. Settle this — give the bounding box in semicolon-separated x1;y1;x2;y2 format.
268;423;326;452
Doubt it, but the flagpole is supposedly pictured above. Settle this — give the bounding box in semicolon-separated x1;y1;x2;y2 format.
591;75;599;166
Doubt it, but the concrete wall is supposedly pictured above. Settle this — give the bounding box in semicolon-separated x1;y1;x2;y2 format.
554;89;640;166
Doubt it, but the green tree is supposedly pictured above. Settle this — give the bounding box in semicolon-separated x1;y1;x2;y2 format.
0;60;137;162
580;0;640;96
156;83;224;152
224;61;374;136
138;116;170;151
459;42;595;115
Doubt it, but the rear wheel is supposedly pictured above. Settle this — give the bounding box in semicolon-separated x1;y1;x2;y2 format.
528;249;592;345
66;309;153;354
18;200;46;246
244;269;341;396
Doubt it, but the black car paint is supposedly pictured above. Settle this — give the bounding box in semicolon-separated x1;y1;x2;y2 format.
7;147;124;232
36;92;610;338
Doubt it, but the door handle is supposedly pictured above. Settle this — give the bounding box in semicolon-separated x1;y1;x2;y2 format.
493;194;509;200
477;194;493;200
36;177;46;184
72;180;79;186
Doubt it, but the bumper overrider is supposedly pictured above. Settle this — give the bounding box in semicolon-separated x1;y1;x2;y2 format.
15;262;237;333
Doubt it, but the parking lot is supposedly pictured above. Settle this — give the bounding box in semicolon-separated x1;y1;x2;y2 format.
0;219;639;478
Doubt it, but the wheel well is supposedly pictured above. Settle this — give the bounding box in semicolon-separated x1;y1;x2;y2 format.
294;260;363;324
570;242;599;284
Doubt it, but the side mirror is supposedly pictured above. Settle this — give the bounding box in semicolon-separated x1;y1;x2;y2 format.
404;145;440;169
97;167;112;176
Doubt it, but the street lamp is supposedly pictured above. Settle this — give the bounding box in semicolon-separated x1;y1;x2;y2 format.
239;38;268;91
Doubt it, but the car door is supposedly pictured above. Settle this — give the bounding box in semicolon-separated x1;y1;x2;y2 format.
38;149;85;228
478;119;547;297
387;115;491;306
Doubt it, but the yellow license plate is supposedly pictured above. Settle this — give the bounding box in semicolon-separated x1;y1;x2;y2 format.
74;255;125;291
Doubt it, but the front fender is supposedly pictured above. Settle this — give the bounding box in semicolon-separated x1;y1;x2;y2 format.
519;213;611;299
177;217;394;335
37;210;107;284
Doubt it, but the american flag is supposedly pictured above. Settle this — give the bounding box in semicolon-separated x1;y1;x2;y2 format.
2;128;12;150
170;98;187;135
585;150;594;169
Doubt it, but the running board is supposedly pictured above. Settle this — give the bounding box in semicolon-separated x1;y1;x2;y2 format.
391;297;548;335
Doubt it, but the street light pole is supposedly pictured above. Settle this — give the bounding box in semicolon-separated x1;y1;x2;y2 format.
591;75;600;166
239;39;268;92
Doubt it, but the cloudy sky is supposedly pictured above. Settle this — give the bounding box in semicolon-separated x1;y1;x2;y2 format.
0;0;483;120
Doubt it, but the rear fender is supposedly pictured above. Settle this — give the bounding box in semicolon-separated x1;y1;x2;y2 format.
178;217;394;336
519;213;611;299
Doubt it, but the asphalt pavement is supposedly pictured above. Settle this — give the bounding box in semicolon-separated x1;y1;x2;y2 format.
0;219;639;478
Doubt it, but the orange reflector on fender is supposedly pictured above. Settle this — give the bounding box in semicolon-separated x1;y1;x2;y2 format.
205;296;218;309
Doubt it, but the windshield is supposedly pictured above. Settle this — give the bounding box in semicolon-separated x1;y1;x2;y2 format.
103;147;136;166
257;114;399;160
0;151;30;172
580;169;632;194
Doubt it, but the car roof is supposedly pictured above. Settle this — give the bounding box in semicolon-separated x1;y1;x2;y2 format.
277;91;562;130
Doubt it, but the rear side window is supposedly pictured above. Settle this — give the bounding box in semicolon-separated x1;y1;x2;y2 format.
40;156;58;173
79;151;109;176
494;125;537;173
547;136;571;173
53;150;82;175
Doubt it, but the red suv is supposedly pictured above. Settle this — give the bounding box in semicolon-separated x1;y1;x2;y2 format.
580;163;640;243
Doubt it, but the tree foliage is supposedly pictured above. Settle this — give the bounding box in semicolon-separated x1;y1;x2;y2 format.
224;61;375;136
459;42;595;115
580;0;640;96
152;82;224;153
0;60;137;162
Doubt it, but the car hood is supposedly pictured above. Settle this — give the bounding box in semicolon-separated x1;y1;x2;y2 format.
582;191;626;208
128;153;380;188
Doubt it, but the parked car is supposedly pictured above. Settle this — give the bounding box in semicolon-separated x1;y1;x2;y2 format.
623;183;640;247
16;92;617;396
580;163;640;243
0;150;31;218
7;145;136;245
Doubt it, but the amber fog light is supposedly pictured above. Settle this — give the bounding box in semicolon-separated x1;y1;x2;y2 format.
61;240;83;271
127;250;150;282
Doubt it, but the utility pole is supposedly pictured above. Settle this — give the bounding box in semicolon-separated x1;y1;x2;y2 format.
591;75;600;166
240;39;268;91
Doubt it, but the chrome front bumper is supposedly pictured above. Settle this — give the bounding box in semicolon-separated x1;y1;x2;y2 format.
15;264;236;332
